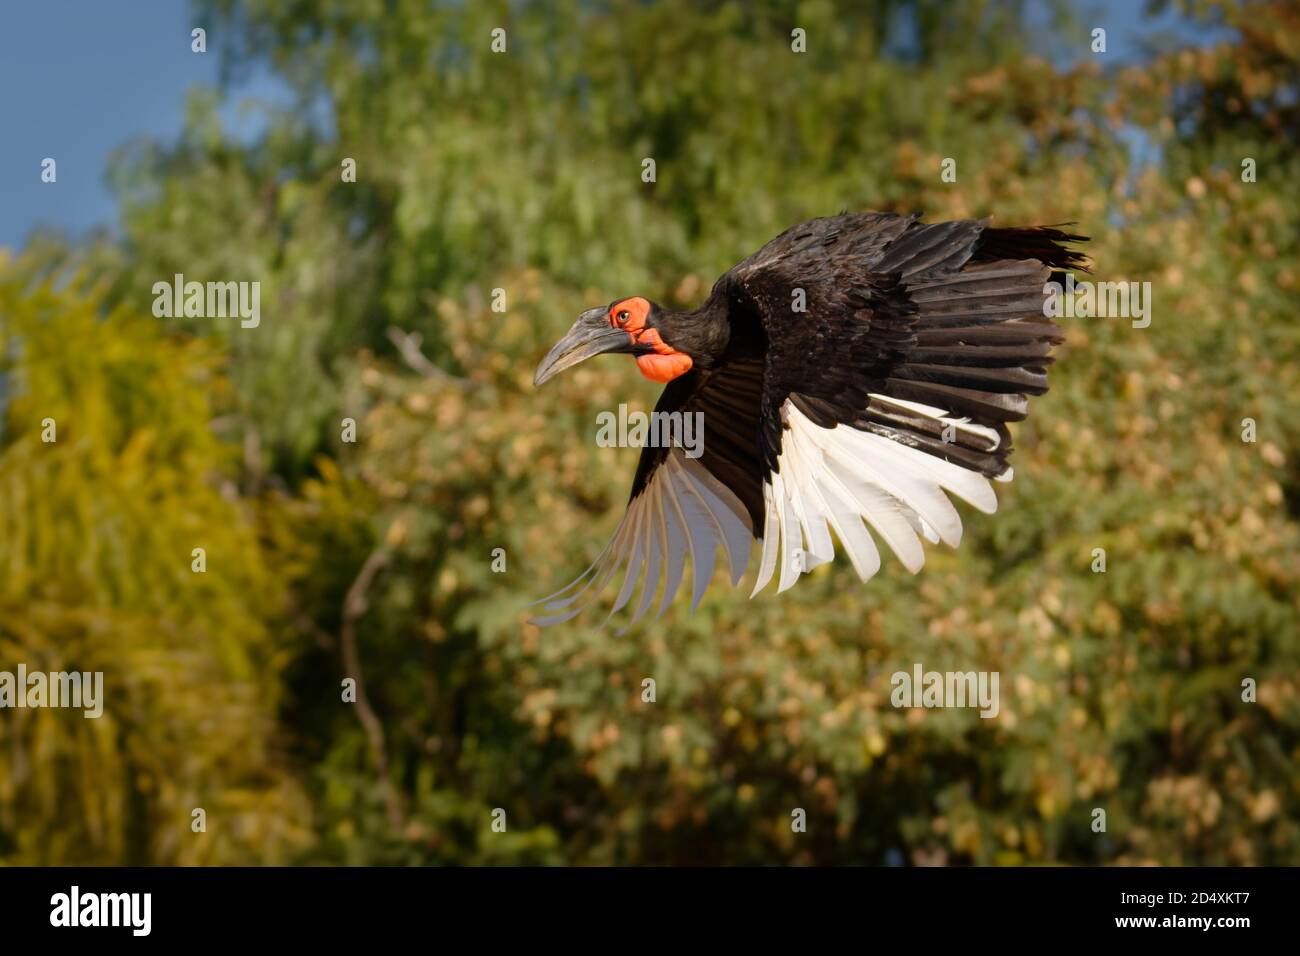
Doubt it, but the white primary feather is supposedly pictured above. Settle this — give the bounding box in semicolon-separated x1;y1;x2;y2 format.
535;395;1009;623
750;401;1001;595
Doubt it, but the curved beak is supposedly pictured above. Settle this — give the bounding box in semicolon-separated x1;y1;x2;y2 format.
534;307;639;386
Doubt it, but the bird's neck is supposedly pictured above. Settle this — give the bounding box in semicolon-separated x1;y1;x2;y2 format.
665;295;732;369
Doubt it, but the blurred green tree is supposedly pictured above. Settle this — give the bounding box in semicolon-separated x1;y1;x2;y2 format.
0;263;311;863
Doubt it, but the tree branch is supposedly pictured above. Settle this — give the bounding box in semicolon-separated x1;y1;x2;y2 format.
340;542;403;830
385;326;475;388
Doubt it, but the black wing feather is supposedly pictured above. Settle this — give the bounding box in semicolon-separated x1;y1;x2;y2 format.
716;212;1087;480
628;358;767;533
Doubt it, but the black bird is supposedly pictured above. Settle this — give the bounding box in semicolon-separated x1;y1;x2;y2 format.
532;212;1087;627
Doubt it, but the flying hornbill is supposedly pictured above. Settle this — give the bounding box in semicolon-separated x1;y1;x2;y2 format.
531;212;1087;627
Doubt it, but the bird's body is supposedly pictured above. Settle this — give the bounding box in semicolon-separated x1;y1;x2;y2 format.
532;211;1087;627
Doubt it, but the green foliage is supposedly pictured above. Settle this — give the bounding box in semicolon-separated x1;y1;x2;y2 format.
3;0;1298;865
0;266;310;863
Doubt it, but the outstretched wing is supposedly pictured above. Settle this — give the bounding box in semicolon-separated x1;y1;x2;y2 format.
725;212;1086;594
530;359;766;629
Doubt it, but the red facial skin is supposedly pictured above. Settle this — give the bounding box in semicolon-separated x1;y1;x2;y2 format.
608;297;693;383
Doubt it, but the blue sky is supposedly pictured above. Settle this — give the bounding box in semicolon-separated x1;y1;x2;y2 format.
0;0;290;250
0;1;1230;251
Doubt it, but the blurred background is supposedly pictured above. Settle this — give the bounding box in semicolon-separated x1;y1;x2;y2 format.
1;0;1297;866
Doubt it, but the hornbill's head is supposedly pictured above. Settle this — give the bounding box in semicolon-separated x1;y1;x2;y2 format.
534;296;697;386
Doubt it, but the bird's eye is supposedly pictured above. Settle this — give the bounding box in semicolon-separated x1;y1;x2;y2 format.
617;310;630;323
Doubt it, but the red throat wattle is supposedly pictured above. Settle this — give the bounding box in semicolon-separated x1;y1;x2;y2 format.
608;297;693;383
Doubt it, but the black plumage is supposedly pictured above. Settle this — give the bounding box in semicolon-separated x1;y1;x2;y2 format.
532;211;1088;626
